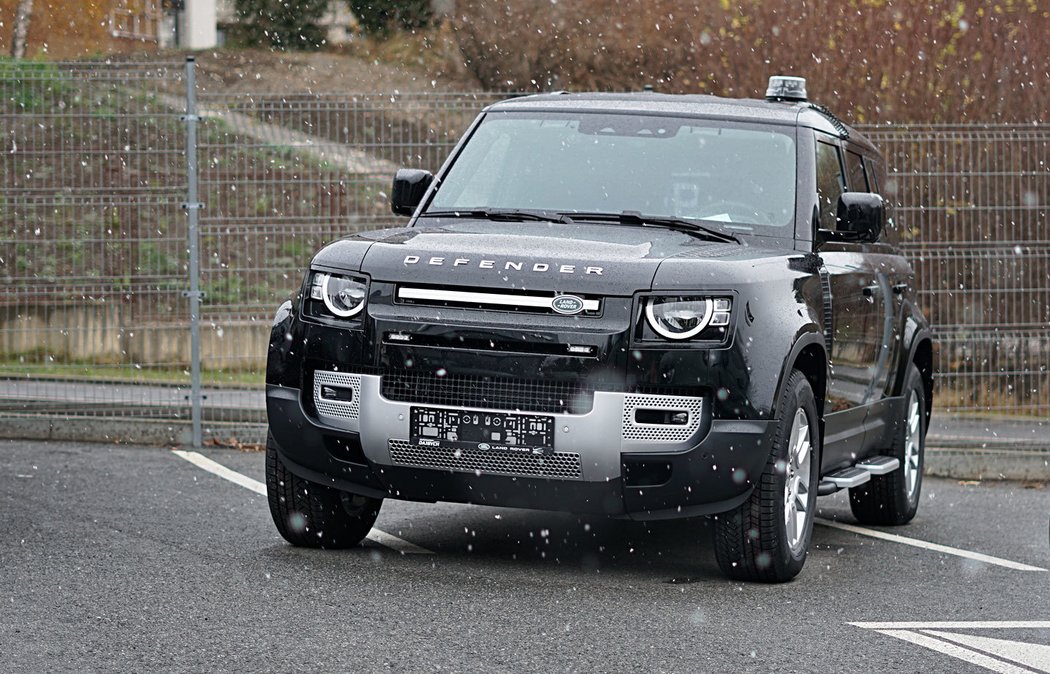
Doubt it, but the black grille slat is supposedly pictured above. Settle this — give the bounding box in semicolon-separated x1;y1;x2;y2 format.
380;371;594;414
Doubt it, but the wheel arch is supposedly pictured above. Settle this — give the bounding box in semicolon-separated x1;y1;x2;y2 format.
773;331;829;423
892;315;934;427
909;333;934;431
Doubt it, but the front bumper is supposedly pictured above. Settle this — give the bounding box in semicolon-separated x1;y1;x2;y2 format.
267;374;777;519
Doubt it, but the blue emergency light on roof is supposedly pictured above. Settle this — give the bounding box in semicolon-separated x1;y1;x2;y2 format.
765;75;808;102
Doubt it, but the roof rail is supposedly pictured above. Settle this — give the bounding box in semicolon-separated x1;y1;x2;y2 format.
807;103;850;140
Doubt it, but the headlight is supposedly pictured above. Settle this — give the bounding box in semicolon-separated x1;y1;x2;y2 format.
644;296;732;340
309;272;367;318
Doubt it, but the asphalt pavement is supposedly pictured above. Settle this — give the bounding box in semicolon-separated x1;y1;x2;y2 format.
1;439;1049;672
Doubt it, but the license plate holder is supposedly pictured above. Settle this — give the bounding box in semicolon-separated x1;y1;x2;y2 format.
410;407;554;456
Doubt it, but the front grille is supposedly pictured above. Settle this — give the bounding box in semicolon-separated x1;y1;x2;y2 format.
380;371;594;414
396;284;602;316
389;439;582;480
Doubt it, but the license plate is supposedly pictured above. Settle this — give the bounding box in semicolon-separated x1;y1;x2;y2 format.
410;407;554;455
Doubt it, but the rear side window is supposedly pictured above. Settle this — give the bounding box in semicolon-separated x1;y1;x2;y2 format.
866;156;900;245
815;140;845;230
846;150;869;192
864;157;882;193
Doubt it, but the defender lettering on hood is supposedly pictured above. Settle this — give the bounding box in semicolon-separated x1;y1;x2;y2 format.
403;255;604;276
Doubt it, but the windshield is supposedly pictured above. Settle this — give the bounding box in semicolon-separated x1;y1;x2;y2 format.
427;111;797;232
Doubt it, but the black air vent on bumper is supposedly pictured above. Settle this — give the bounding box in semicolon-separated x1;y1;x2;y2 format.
380;371;595;415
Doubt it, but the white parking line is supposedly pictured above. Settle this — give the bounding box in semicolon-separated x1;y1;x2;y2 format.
871;630;1034;674
852;622;1050;674
172;450;433;555
851;622;1050;630
173;450;267;496
816;517;1047;572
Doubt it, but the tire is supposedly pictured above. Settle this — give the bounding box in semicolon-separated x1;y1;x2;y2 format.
266;433;382;548
849;363;926;525
714;370;820;582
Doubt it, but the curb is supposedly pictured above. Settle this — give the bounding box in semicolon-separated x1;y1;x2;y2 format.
0;415;266;447
925;446;1050;481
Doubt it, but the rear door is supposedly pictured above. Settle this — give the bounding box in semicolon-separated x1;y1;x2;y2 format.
858;154;912;447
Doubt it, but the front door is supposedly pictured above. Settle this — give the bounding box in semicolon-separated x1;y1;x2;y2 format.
814;139;884;469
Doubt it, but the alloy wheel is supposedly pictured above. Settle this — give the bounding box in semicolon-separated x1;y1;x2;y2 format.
783;407;813;553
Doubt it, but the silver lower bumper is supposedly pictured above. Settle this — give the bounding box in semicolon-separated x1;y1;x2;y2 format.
312;372;709;482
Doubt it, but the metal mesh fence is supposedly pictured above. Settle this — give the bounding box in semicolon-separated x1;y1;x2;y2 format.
0;59;1046;448
863;125;1050;417
0;60;203;428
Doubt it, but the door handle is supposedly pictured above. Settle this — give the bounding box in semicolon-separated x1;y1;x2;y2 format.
892;282;909;295
862;284;882;297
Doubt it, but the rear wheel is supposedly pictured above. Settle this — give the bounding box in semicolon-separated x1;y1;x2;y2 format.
266;433;382;548
849;363;926;525
713;370;820;582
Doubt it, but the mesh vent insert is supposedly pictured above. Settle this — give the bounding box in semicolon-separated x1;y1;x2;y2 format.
622;394;704;442
389;439;582;480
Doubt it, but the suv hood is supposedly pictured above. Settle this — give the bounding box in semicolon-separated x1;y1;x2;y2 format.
316;220;767;295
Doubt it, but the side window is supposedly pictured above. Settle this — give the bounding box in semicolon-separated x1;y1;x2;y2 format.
815;139;845;231
846;150;869;192
864;157;881;193
866;156;899;245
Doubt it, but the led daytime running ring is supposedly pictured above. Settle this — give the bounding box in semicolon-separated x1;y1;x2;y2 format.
321;274;366;318
645;297;714;340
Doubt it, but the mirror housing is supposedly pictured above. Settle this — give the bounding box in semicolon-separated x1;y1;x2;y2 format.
830;192;884;243
391;168;434;216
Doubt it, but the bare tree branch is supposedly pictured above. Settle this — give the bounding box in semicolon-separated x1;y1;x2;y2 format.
11;0;34;59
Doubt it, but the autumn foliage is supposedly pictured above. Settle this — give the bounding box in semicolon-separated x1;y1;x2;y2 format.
0;0;150;59
449;0;1049;124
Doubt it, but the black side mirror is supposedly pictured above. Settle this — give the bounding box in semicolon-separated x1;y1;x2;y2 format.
391;168;434;216
834;192;884;242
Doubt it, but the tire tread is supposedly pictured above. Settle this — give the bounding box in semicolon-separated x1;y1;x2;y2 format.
848;363;925;526
714;370;817;583
265;434;380;548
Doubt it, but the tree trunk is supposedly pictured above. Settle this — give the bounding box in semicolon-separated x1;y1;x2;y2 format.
11;0;34;59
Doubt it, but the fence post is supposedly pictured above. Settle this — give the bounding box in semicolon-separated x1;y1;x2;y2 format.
182;56;204;448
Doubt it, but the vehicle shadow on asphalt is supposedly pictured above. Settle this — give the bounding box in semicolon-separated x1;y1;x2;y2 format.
261;506;744;582
252;502;879;585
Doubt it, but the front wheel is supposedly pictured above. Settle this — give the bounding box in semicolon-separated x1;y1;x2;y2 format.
266;433;382;548
713;370;820;582
849;363;926;525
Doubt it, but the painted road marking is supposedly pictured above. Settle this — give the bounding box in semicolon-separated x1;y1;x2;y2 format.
172;450;433;555
852;623;1050;630
852;622;1050;674
925;630;1050;672
173;449;267;496
816;517;1047;572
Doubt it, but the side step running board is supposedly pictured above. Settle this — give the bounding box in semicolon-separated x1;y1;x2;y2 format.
856;456;900;475
817;456;900;496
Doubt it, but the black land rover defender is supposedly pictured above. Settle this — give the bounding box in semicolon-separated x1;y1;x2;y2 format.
265;76;933;582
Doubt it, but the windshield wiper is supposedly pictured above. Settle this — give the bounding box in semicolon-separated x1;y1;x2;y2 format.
419;208;574;224
563;210;740;244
